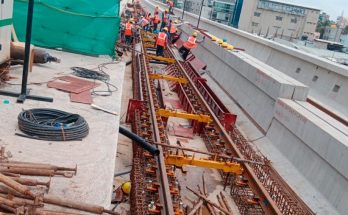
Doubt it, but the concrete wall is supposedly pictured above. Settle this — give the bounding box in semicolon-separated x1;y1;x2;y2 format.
180;24;309;132
268;99;348;214
0;0;13;64
142;0;348;115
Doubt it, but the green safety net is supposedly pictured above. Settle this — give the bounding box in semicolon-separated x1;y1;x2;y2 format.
13;0;121;56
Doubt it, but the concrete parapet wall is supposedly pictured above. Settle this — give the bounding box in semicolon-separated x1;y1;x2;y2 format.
179;25;309;131
268;99;348;214
142;0;348;114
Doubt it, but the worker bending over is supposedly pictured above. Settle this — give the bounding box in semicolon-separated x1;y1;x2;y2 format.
179;31;204;60
156;27;169;57
138;16;149;31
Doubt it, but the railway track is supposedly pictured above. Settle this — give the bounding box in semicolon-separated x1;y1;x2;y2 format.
127;4;315;214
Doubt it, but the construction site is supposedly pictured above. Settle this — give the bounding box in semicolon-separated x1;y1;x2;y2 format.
0;0;347;215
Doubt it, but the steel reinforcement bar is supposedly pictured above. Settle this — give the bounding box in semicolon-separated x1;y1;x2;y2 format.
164;45;314;215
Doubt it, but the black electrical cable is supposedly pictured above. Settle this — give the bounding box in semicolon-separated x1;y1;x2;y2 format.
17;109;89;141
70;62;119;96
71;67;110;82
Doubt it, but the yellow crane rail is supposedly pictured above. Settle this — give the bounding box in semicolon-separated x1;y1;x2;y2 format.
165;154;243;174
149;74;188;84
156;109;212;123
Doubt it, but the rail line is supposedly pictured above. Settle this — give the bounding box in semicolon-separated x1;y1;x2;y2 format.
127;3;315;214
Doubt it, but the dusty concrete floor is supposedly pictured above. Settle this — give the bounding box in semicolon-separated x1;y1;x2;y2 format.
113;54;133;214
0;48;125;209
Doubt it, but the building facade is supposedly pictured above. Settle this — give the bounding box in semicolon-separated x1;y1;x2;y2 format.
322;25;343;42
238;0;320;40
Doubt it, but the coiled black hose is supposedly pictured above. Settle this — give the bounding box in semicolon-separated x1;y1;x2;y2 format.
17;109;89;141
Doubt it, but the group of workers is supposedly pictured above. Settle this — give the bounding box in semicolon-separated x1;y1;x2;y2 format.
121;3;204;60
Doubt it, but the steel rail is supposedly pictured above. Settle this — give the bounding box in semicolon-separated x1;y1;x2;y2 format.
139;40;175;215
165;46;313;214
166;48;280;214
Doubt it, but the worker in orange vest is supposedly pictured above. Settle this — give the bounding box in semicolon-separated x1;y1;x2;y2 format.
153;13;160;32
156;27;169;57
167;0;174;14
124;19;135;49
178;31;204;60
160;9;170;31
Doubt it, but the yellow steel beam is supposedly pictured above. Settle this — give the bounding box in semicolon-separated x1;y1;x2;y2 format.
157;109;212;123
143;37;155;43
149;74;188;84
146;54;176;64
165;155;243;174
142;31;157;38
144;42;155;48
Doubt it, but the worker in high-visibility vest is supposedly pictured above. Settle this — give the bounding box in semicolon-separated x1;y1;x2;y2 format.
178;31;204;60
168;20;177;43
124;19;134;48
139;16;150;31
167;0;174;14
156;27;169;57
160;9;170;31
153;13;160;32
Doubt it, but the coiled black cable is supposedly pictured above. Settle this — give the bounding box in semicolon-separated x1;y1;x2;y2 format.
17;109;89;141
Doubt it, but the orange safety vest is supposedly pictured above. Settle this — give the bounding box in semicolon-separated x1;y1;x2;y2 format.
125;23;133;36
170;25;177;33
183;36;197;49
156;32;167;47
153;15;159;24
163;14;169;23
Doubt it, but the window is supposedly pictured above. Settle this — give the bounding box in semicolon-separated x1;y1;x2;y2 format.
254;12;261;17
276;16;283;21
333;85;340;92
291;18;297;23
252;22;259;27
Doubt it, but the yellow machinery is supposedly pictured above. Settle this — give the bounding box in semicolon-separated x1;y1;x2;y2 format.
156;109;212;123
149;74;188;84
146;54;176;64
165;154;243;174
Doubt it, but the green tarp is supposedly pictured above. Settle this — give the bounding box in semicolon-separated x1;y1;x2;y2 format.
13;0;120;56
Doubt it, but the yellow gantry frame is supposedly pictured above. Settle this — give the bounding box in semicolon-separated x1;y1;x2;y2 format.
146;54;176;64
165;155;243;174
157;109;212;123
149;74;188;84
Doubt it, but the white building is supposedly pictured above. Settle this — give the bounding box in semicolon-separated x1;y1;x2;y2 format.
0;0;13;64
322;25;343;42
238;0;320;41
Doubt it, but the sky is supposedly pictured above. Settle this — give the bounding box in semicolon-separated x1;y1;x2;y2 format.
279;0;348;20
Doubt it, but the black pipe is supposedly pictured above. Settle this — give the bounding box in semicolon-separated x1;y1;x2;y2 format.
197;0;204;28
126;60;132;66
119;126;160;156
20;0;34;96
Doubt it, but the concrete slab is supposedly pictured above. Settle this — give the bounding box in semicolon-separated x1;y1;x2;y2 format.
201;73;341;215
0;49;125;208
274;99;348;179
